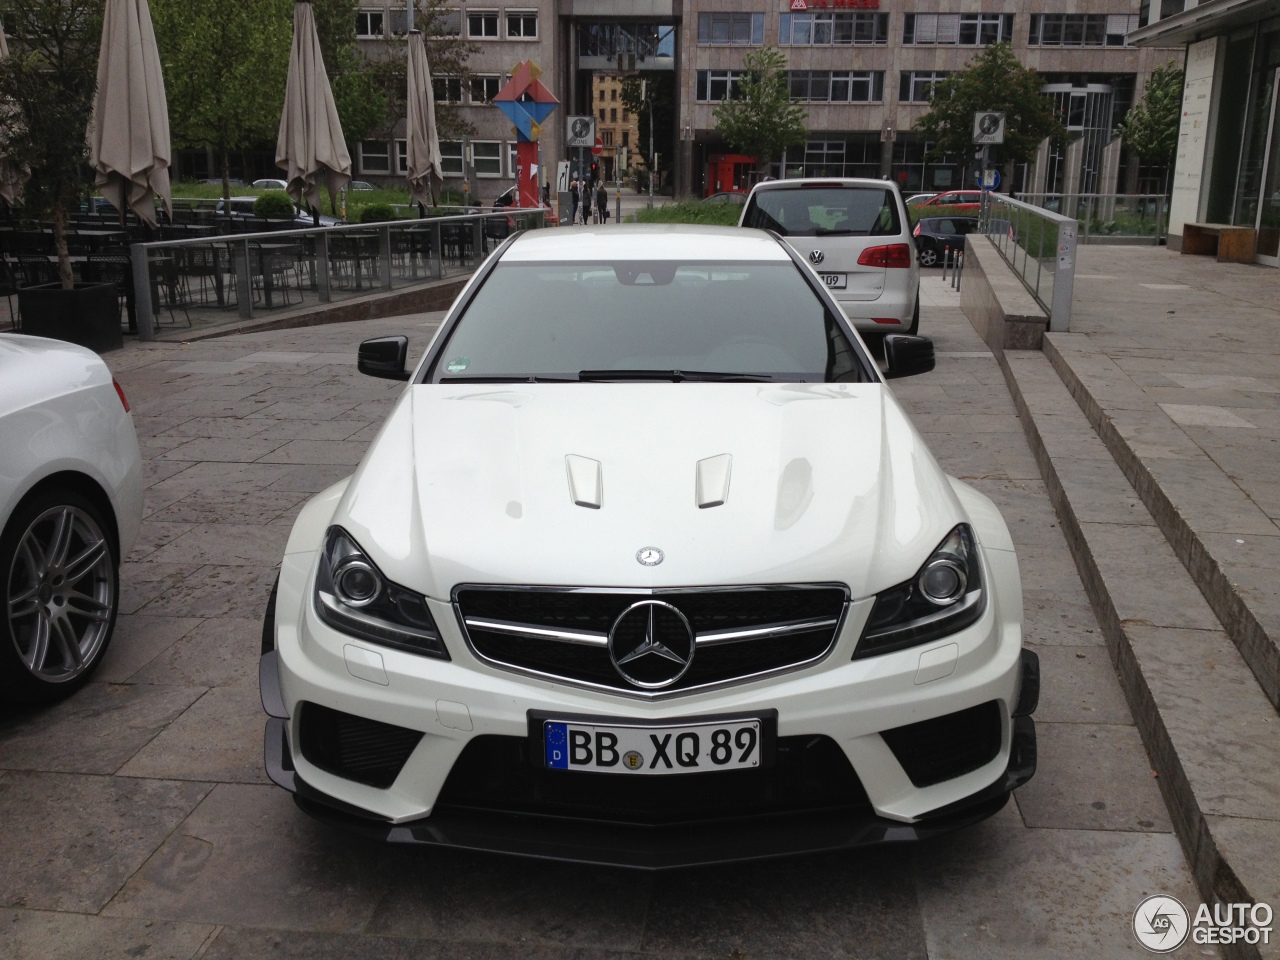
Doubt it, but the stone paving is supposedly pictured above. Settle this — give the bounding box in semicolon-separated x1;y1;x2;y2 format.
0;277;1208;959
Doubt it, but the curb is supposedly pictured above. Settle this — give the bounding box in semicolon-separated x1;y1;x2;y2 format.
995;347;1280;960
1040;334;1280;713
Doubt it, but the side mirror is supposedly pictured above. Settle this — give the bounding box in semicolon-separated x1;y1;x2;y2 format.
358;336;410;381
883;335;935;380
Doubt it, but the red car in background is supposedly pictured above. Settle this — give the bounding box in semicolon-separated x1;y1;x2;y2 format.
913;190;985;212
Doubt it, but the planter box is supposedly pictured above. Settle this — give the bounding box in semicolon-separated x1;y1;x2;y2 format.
17;282;122;354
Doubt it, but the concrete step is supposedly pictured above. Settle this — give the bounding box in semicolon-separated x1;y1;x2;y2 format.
1042;334;1280;714
1000;348;1280;960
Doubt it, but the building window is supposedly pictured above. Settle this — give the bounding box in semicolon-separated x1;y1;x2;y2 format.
437;9;462;36
610;108;617;121
359;140;390;174
622;131;630;147
779;13;888;45
355;11;385;38
623;109;630;121
611;88;618;101
788;70;884;103
696;13;765;45
903;13;1014;45
602;129;614;147
473;140;502;176
433;76;462;103
507;142;518;178
470;75;501;103
506;11;537;39
599;108;606;120
396;140;408;175
899;71;950;103
467;10;498;38
696;69;749;102
441;141;464;176
599;88;606;101
1028;14;1139;46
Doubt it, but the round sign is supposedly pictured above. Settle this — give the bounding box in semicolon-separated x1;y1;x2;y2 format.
592;137;604;156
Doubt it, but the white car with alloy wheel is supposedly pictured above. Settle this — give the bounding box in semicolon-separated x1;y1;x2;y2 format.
260;224;1037;868
1;335;143;704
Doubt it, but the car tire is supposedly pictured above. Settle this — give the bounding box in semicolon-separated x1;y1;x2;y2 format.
907;296;920;336
0;488;119;705
917;246;939;268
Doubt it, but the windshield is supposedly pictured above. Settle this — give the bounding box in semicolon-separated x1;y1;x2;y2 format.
429;260;870;383
742;187;901;238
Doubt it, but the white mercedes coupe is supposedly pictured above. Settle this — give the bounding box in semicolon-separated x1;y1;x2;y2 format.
260;224;1038;868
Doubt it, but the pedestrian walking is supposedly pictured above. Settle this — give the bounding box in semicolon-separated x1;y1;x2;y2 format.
569;179;581;226
596;181;609;224
582;180;591;224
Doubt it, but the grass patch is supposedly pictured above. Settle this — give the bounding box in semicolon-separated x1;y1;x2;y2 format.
633;200;743;227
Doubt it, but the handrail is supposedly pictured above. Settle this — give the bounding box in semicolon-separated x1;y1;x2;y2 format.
982;191;1077;333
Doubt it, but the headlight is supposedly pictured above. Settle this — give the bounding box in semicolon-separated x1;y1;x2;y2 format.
854;525;985;659
314;527;448;659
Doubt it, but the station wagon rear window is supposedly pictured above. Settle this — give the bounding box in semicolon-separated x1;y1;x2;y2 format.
743;187;901;238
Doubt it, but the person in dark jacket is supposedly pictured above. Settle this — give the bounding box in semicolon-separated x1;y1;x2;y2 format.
569;179;581;226
596;181;609;223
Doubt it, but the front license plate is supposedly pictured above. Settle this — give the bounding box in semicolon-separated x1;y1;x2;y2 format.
820;273;847;289
544;718;762;775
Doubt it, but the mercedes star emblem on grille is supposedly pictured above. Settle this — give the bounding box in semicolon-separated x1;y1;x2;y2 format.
809;249;825;265
607;600;695;688
636;546;664;566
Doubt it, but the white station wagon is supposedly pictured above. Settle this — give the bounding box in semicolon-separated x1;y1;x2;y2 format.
260;224;1037;868
740;178;921;335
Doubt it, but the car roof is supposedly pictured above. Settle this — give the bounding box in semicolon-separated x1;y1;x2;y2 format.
750;177;896;193
503;224;791;262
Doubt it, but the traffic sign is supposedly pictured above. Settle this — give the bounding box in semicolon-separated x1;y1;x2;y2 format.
972;111;1006;145
566;116;596;148
592;137;603;156
974;168;1002;190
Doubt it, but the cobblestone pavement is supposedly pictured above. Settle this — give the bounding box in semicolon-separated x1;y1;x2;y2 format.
0;277;1210;959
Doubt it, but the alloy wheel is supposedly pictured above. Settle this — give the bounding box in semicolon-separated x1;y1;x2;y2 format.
6;505;115;683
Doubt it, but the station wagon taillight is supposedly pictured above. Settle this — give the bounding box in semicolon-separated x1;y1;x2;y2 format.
112;379;130;412
912;223;922;237
857;244;913;269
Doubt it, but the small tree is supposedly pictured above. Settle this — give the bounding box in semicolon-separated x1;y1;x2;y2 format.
151;0;291;203
712;47;808;176
914;43;1066;170
0;0;103;289
1115;60;1184;196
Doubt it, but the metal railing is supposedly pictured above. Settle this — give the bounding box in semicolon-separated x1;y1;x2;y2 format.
1014;193;1167;245
128;209;544;340
981;192;1078;333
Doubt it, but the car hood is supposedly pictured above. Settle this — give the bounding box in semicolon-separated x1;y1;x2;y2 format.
334;383;969;600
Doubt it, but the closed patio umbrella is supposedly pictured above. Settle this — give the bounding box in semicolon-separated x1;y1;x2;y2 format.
276;0;351;217
405;29;443;209
0;24;31;207
87;0;171;227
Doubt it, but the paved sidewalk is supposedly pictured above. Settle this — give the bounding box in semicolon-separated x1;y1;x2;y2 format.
0;277;1206;959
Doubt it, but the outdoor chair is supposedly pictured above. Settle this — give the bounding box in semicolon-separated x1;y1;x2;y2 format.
15;254;58;289
85;252;135;332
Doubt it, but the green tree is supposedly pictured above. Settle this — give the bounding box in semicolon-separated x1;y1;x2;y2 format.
1115;60;1184;195
0;0;103;288
150;0;291;202
914;43;1066;170
711;47;808;175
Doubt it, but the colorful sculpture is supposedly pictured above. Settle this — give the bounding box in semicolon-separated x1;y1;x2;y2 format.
493;61;558;209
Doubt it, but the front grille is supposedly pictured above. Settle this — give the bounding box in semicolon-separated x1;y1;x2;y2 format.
455;585;847;694
880;701;1002;788
298;702;424;789
435;734;870;825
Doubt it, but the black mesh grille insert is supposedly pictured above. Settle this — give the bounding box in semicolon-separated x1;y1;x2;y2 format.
456;586;846;693
880;701;1003;788
435;734;870;825
298;702;424;789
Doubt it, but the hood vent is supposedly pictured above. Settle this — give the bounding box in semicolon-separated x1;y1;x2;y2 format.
565;455;602;509
696;454;732;509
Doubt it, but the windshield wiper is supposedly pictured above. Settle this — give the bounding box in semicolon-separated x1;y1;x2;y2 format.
578;369;779;382
438;375;579;383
